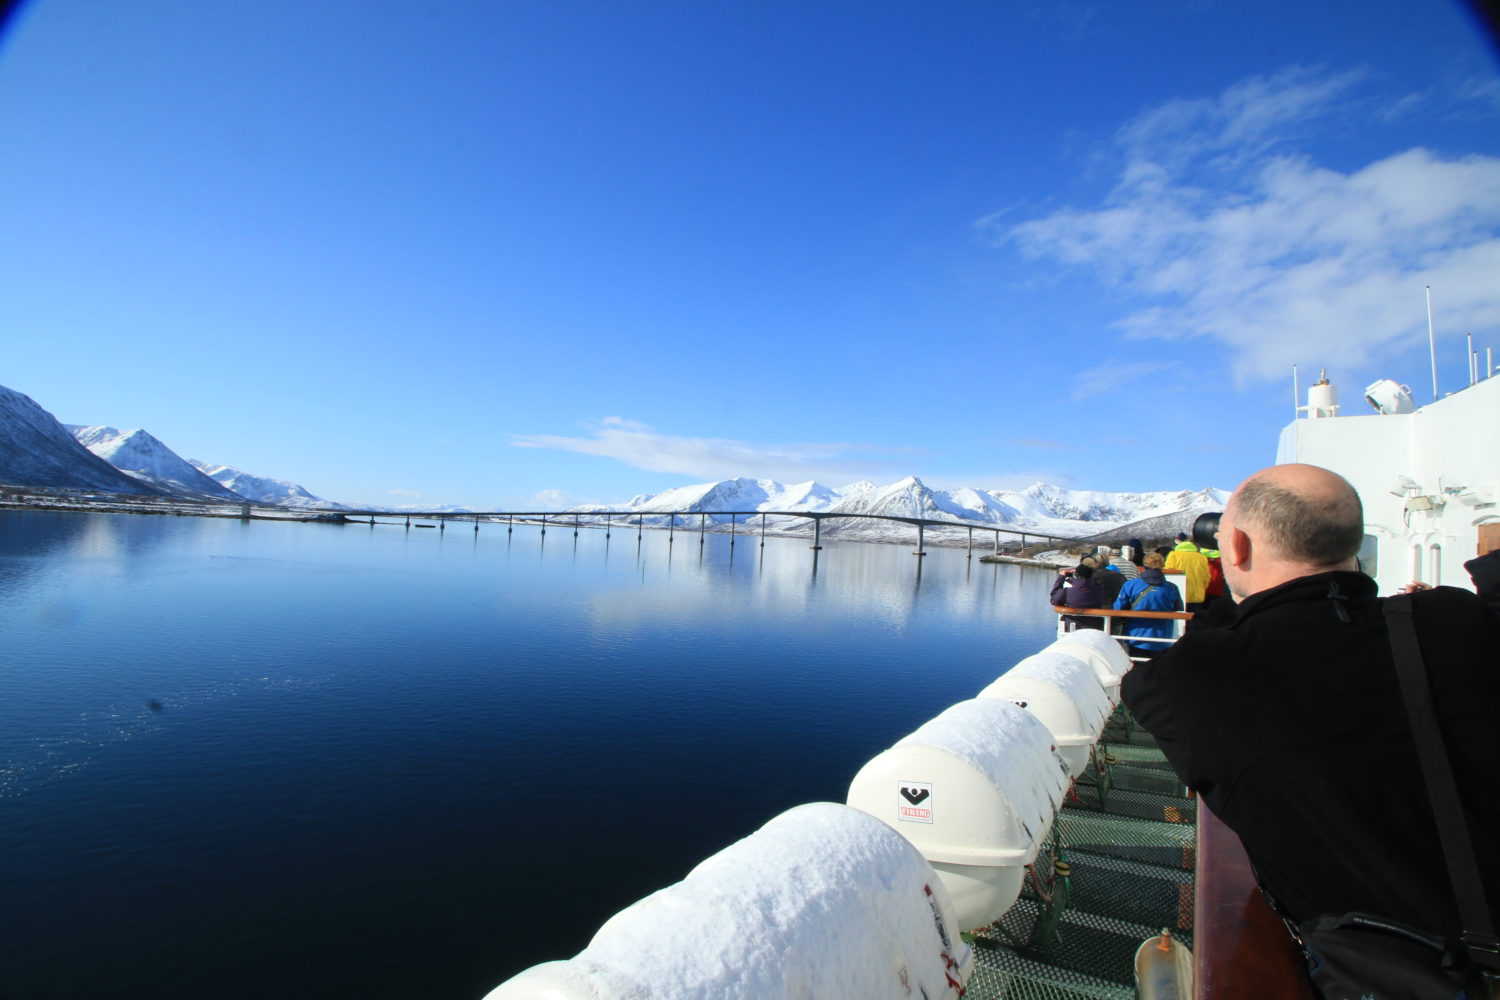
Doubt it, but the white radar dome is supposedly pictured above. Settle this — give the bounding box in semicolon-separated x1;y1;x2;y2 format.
1364;378;1416;415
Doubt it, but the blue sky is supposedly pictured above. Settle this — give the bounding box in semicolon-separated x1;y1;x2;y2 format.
3;1;1498;510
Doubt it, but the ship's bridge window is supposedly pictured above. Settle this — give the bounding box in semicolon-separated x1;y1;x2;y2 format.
1429;543;1442;585
1357;535;1378;580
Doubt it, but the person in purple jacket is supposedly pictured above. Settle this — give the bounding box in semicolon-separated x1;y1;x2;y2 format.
1049;563;1107;630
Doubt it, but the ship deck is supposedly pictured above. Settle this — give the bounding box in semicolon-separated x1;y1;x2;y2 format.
964;711;1195;999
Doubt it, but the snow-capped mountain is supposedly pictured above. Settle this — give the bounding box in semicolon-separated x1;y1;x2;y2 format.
0;382;339;509
989;483;1223;526
577;477;847;522
3;380;1227;534
188;461;344;510
823;475;1024;523
0;386;170;495
569;475;1228;539
69;426;245;500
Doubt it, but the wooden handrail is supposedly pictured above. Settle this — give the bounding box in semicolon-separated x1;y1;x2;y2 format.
1194;802;1316;999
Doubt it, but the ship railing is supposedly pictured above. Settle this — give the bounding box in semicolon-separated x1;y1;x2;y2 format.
1049;606;1194;661
1194;801;1318;998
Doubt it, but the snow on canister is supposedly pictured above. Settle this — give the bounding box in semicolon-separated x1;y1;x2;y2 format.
979;651;1112;777
846;698;1072;933
1047;629;1133;704
482;802;973;1000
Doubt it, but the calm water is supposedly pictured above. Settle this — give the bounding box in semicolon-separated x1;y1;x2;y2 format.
0;510;1057;1000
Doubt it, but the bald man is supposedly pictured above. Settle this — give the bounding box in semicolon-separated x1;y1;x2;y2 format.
1122;464;1500;986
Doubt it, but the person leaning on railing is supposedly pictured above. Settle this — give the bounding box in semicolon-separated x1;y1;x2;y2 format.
1049;562;1106;631
1110;551;1183;658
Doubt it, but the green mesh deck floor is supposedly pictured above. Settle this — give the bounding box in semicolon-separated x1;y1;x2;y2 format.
1082;763;1188;798
961;730;1196;1000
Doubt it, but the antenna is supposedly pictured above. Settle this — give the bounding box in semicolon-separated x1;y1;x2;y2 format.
1292;363;1300;418
1426;285;1438;402
1468;333;1476;386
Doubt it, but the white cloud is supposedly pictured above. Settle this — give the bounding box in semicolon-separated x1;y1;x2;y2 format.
924;468;1081;492
1071;360;1177;400
1455;75;1500;112
999;68;1500;381
598;415;652;433
1115;67;1364;177
1004;436;1069;450
511;488;588;511
512;419;922;485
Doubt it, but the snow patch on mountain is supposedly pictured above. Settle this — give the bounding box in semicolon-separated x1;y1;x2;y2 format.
70;426;246;500
992;483;1227;525
188;461;344;509
774;480;841;511
0;386;170;495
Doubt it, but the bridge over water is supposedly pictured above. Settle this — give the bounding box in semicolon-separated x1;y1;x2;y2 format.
334;507;1089;558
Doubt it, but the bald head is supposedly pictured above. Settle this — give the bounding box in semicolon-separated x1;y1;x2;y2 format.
1228;464;1364;568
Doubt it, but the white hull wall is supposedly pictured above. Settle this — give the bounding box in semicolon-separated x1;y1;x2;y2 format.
1276;377;1500;595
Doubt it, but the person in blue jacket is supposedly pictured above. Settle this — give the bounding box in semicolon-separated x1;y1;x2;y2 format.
1112;551;1183;656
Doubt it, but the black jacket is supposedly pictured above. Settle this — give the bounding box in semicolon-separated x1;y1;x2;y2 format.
1121;571;1500;939
1093;566;1126;604
1465;549;1500;617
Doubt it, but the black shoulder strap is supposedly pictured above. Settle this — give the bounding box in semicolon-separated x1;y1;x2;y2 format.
1383;594;1500;971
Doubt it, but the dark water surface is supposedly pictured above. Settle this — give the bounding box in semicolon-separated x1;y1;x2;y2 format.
0;510;1057;1000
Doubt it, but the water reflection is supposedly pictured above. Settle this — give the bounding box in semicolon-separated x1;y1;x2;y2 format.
0;509;1058;1000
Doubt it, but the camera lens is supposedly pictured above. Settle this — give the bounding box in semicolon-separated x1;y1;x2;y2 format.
1192;511;1222;550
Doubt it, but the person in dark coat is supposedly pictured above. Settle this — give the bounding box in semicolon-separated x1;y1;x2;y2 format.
1127;538;1146;569
1091;548;1127;603
1462;548;1500;617
1049;563;1107;630
1122;464;1500;961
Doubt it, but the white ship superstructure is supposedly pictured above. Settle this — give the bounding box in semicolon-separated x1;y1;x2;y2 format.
1276;371;1500;595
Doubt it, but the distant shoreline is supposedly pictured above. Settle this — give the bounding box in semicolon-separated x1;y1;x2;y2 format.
0;492;1055;554
0;488;341;522
0;490;1100;564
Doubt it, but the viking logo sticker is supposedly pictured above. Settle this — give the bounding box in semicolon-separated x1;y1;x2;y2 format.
898;781;933;823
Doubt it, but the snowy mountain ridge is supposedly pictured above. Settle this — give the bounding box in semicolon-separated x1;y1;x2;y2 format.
571;475;1229;537
186;460;343;509
69;425;246;500
2;381;1226;532
0;387;171;495
0;382;337;509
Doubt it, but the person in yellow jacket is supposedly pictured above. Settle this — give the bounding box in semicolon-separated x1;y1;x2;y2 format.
1163;533;1211;606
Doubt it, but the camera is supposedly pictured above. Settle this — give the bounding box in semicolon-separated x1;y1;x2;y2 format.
1192;511;1222;550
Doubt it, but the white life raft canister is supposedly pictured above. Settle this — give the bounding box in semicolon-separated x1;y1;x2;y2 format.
847;698;1071;932
978;651;1112;777
483;802;973;1000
